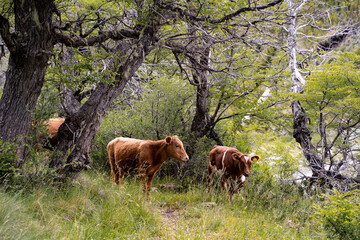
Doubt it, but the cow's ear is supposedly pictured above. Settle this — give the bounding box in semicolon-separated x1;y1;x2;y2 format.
165;136;172;144
251;155;260;163
232;153;241;161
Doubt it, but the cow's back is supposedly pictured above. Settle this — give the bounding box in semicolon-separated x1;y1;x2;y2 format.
107;137;146;171
209;146;240;170
45;118;65;146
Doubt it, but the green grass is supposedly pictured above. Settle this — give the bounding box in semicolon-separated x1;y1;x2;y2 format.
0;171;326;239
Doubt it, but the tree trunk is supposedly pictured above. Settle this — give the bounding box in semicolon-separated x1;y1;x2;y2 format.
50;35;155;178
287;0;325;183
190;72;208;139
0;0;54;164
291;100;323;178
187;40;225;156
50;82;126;175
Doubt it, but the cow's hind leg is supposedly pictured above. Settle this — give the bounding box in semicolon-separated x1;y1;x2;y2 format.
117;168;125;185
112;163;125;185
206;164;216;192
108;146;119;183
110;165;118;184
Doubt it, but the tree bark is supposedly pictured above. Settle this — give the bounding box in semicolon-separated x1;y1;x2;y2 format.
0;0;55;163
190;62;209;139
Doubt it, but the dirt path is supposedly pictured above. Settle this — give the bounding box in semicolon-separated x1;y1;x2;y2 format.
158;206;182;238
160;206;181;230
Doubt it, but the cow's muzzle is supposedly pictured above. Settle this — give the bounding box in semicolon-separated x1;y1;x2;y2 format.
181;156;190;162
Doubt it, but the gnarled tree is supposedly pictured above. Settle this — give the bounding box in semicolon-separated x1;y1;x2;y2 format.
285;0;360;188
1;0;285;179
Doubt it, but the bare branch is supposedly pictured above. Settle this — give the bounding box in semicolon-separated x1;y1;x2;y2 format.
214;90;252;124
317;26;359;51
158;0;284;24
172;50;197;85
54;29;139;47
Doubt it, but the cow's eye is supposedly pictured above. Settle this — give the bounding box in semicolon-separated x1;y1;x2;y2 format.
176;145;180;148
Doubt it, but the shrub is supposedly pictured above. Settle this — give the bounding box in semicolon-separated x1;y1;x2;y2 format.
314;189;360;240
0;137;63;191
0;140;17;183
91;76;195;174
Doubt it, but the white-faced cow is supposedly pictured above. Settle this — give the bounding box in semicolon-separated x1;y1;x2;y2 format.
207;145;260;196
107;135;189;200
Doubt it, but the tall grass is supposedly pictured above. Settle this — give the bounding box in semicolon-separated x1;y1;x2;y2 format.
0;170;326;239
152;176;325;240
1;171;160;239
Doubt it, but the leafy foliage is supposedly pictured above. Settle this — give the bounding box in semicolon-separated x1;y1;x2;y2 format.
33;83;61;122
315;189;360;240
293;52;360;183
0;140;17;183
47;48;116;92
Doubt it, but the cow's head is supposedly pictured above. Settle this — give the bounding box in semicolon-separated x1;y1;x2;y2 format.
232;153;260;181
165;136;189;162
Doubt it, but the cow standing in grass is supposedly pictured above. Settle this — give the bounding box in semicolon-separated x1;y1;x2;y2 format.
207;145;260;196
107;135;189;200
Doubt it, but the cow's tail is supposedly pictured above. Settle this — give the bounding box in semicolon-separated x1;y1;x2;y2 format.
107;143;115;180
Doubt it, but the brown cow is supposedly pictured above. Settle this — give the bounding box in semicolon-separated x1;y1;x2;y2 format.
207;145;259;196
43;118;65;148
107;135;189;199
33;118;65;150
34;117;65;149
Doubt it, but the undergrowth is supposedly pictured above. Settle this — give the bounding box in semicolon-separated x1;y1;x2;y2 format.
0;170;327;240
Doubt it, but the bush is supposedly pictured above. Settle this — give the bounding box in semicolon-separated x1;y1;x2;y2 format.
91;76;195;174
315;189;360;240
0;138;63;191
0;140;17;183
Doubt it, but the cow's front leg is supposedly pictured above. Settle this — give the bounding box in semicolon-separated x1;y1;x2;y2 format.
139;171;147;194
233;179;245;193
223;177;236;201
138;161;149;195
145;172;156;200
228;180;236;198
